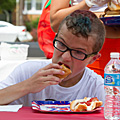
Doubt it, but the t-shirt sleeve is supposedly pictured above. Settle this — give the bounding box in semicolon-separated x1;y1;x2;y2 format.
0;60;52;89
0;63;26;89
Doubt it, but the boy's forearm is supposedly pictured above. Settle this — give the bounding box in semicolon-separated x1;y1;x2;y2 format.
0;81;29;105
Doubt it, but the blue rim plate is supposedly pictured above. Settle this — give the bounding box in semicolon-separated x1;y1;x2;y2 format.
32;100;102;113
100;16;120;26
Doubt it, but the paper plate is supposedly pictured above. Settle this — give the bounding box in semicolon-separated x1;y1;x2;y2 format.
32;100;102;113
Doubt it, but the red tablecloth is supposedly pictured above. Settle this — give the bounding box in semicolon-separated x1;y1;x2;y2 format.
0;107;105;120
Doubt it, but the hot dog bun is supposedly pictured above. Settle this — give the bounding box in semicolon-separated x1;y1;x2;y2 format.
70;97;103;112
54;64;72;79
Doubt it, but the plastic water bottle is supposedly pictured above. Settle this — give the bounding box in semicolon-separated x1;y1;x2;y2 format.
104;52;120;119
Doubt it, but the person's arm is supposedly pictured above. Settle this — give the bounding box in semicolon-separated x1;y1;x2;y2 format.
0;63;64;105
0;80;30;105
50;0;90;32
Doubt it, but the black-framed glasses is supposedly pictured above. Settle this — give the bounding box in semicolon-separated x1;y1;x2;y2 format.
53;36;98;61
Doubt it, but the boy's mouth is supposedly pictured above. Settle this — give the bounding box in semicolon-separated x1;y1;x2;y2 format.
58;62;70;69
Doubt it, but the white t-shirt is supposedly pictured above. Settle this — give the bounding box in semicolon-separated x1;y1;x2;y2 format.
71;0;107;12
0;59;105;106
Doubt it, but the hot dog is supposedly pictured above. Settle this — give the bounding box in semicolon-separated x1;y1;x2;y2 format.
70;97;103;112
54;64;72;79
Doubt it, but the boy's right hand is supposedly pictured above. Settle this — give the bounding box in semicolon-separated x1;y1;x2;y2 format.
25;63;65;94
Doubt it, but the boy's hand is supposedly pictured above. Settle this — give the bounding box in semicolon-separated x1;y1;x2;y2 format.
26;63;65;93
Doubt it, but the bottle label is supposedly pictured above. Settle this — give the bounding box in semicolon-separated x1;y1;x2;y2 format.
104;73;120;86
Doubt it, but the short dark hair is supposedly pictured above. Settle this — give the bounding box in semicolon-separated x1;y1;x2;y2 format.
58;10;106;53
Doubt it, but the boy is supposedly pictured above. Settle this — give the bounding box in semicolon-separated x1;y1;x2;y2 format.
0;10;105;106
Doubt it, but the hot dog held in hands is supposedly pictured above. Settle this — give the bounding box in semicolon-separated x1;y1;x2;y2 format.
54;64;72;80
70;97;103;112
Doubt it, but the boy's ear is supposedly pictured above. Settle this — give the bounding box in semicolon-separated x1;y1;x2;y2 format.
89;53;101;64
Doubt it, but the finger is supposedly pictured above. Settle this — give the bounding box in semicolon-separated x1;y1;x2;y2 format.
45;81;60;85
39;75;62;82
39;76;62;85
46;75;62;82
41;63;62;71
38;68;65;77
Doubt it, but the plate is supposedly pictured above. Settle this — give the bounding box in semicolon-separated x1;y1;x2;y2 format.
32;100;102;113
100;16;120;26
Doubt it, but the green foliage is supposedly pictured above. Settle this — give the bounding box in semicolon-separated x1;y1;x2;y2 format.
25;17;39;31
32;17;39;29
25;21;32;32
0;0;16;12
25;17;39;41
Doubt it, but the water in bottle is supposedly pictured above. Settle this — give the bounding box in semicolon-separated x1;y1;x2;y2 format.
104;52;120;119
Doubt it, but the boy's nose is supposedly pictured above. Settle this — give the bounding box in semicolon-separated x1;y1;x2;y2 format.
62;50;72;62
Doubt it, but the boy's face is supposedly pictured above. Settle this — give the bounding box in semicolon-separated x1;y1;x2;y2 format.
52;23;99;84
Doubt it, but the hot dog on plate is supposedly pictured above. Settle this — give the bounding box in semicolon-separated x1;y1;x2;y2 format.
70;97;103;112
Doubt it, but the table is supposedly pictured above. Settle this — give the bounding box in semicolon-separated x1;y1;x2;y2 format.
0;107;106;120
